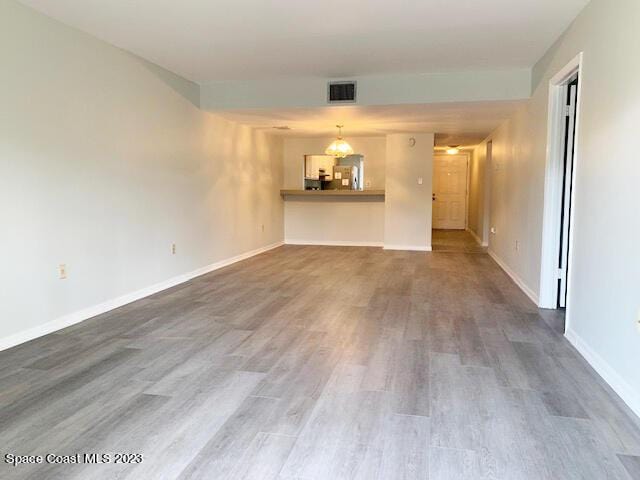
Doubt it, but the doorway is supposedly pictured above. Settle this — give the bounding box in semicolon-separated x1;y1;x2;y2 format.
557;75;579;308
432;153;469;230
539;53;583;333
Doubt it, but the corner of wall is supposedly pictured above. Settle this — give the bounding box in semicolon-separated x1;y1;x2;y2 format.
128;53;202;108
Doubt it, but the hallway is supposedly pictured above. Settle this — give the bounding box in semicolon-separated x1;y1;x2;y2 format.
1;245;639;479
432;229;487;254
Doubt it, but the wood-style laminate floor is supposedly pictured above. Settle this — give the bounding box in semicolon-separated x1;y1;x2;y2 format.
2;232;640;479
432;229;488;254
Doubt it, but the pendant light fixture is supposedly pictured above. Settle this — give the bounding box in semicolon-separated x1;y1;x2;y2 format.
325;125;354;158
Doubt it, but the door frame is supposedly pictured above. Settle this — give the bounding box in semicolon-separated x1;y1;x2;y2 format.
432;152;471;230
539;53;583;331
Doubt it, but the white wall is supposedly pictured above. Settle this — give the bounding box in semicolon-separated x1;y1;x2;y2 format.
384;134;434;250
468;145;490;246
284;198;385;246
482;0;640;415
0;0;284;346
482;103;544;303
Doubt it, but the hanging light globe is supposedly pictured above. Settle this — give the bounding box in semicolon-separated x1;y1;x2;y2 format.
325;125;354;158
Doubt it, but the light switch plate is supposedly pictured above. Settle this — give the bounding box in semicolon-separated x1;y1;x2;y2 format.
418;177;423;185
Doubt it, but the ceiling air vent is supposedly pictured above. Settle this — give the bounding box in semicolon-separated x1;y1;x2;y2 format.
327;81;357;104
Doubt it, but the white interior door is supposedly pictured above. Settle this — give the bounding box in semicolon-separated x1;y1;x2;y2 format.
433;155;468;229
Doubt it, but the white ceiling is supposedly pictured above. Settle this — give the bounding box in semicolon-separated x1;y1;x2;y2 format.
19;0;588;83
216;101;523;147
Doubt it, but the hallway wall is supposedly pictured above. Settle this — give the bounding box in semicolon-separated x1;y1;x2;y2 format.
483;0;640;416
468;147;489;246
479;103;544;304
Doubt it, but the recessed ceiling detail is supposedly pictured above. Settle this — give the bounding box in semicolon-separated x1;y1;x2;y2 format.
215;101;523;147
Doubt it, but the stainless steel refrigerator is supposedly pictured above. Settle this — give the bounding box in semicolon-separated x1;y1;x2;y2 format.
328;165;359;190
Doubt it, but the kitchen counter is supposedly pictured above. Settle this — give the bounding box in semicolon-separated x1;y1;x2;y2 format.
280;189;385;198
282;189;385;245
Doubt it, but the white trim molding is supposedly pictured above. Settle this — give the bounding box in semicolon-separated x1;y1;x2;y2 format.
0;241;284;352
539;52;584;312
285;239;384;247
565;329;640;419
383;244;432;252
488;249;539;306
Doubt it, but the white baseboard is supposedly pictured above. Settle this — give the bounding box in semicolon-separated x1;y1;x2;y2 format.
285;239;383;247
488;249;539;306
466;228;488;247
565;329;640;419
383;244;432;252
0;241;284;352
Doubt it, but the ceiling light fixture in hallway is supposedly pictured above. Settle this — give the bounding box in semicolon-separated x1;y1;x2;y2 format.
446;145;460;155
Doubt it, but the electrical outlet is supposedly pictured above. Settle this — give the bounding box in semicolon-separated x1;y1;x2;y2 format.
59;264;67;280
418;177;423;185
515;240;520;251
171;243;176;255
